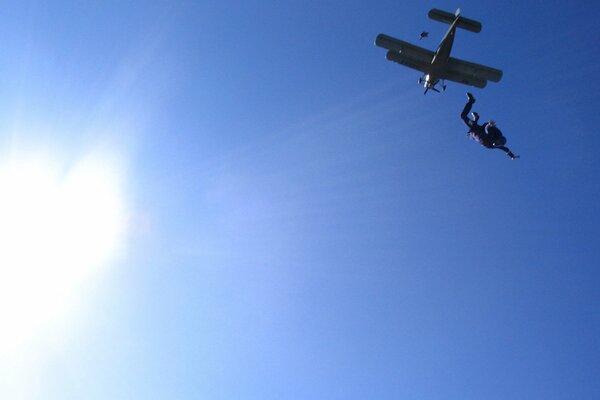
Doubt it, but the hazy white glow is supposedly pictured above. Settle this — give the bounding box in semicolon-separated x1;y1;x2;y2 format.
0;152;127;349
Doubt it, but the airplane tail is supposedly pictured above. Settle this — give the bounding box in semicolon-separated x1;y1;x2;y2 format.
428;9;482;33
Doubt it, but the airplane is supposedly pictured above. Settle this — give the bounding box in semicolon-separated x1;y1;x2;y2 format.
375;8;503;94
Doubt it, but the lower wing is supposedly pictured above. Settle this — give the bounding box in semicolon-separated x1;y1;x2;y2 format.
385;51;430;74
446;57;503;83
441;70;488;88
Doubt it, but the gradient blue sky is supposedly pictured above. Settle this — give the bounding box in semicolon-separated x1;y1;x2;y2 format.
1;1;600;399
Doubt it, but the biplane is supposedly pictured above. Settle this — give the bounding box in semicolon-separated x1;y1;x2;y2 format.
375;9;503;94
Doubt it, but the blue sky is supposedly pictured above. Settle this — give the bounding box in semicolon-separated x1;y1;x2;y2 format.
1;1;600;399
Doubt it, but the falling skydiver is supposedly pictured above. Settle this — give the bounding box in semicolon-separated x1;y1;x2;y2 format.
460;93;519;160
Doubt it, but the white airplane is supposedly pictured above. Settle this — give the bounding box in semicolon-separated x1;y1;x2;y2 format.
375;9;503;94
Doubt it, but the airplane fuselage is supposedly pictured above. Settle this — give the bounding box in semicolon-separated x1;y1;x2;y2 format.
423;15;460;92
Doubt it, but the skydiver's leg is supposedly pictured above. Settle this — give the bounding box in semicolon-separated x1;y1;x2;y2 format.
494;146;519;160
461;99;475;128
461;102;474;128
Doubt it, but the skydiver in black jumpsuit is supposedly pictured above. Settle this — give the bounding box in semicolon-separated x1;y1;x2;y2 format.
461;93;519;160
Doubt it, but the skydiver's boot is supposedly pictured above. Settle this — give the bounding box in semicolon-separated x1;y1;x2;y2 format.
466;92;476;104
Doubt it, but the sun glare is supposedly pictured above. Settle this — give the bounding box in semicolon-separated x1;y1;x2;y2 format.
0;152;127;349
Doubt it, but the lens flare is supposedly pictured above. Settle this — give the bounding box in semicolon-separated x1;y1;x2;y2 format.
0;152;127;350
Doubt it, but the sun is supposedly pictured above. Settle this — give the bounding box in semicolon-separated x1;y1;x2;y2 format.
0;151;127;349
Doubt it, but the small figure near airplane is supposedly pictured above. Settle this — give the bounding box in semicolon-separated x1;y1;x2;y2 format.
461;93;519;160
375;9;503;94
419;31;429;40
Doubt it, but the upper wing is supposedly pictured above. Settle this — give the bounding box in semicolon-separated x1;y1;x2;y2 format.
375;34;434;72
445;57;503;83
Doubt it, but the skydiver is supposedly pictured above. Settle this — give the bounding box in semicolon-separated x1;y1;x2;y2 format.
419;31;429;40
460;93;520;160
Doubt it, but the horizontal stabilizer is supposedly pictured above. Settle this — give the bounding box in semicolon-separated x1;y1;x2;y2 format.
428;9;482;33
